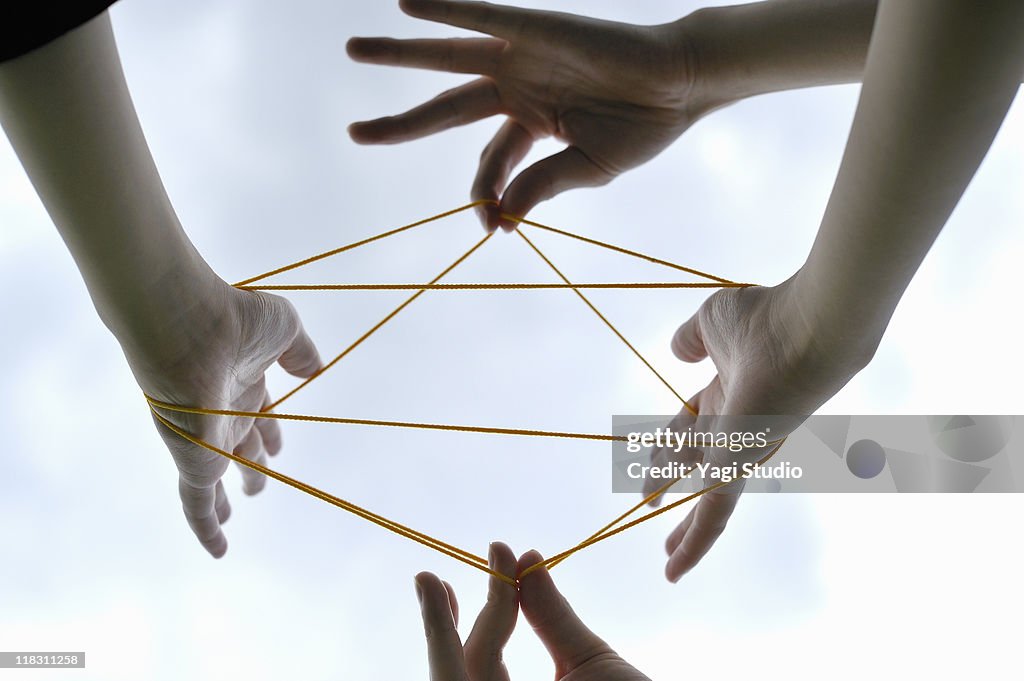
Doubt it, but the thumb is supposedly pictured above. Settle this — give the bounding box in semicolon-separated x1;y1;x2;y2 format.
260;294;322;378
671;305;707;363
498;146;613;230
517;550;612;675
278;323;321;378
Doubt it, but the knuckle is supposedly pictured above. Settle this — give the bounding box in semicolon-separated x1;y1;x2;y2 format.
184;511;220;540
466;647;503;673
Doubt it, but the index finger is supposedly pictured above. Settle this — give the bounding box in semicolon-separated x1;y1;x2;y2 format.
464;542;519;677
400;0;537;39
643;385;711;505
664;490;741;582
415;571;468;680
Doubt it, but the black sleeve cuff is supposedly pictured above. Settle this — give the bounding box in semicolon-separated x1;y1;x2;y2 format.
1;2;119;63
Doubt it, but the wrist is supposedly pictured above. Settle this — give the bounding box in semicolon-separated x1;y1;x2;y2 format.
672;1;875;111
780;269;885;373
669;6;760;115
95;239;234;371
116;280;244;402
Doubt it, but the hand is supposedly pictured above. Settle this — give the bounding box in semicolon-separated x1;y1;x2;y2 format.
415;545;649;680
133;280;322;558
0;13;324;559
414;542;518;680
517;550;650;680
348;0;712;231
644;276;875;582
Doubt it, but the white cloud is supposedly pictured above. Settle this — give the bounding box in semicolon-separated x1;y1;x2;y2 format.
1;1;1021;678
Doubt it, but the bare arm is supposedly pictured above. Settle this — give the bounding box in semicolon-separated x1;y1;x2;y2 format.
0;13;322;557
651;0;1024;580
693;0;1024;106
0;11;221;353
792;0;1024;348
687;0;879;107
348;0;1020;229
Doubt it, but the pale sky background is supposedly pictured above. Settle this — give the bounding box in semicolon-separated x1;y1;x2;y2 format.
1;1;1022;679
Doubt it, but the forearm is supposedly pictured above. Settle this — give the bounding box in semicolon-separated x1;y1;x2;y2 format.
682;0;878;108
0;12;223;356
682;0;1024;112
792;1;1024;352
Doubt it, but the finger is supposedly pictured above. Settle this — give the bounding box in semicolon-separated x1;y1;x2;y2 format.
214;479;231;524
400;0;542;40
415;571;467;680
178;476;228;559
347;37;506;76
499;146;614;225
465;542;519;678
672;306;707;363
442;580;460;628
472;119;534;231
664;491;741;583
642;393;706;506
247;293;321;378
664;506;696;556
349;78;500;145
234;427;268;496
277;317;322;379
255;389;283;457
643;380;722;504
517;550;612;675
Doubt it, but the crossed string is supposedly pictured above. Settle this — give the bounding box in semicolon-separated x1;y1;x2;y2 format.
146;200;784;586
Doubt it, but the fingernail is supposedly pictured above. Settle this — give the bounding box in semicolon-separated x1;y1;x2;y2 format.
524;548;544;569
414;577;423;605
488;542;496;568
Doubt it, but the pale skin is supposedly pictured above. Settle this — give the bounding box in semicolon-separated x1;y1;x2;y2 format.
0;13;323;558
347;0;884;232
2;1;1022;678
415;543;650;681
350;0;1024;583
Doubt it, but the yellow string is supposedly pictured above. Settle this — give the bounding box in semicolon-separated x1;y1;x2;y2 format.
234;199;739;288
148;200;778;585
265;230;493;411
501;212;740;285
513;228;698;417
520;438;787;578
546;474;683;571
233;199;496;287
146;396;625;442
238;282;753;291
149;410;516;586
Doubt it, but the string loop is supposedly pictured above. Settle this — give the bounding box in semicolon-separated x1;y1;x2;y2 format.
149;201;776;585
